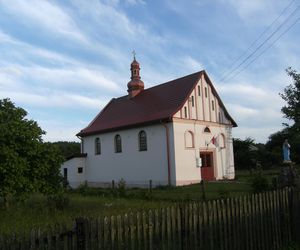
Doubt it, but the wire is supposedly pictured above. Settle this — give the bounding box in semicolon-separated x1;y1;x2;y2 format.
224;17;300;82
219;4;300;82
218;0;297;80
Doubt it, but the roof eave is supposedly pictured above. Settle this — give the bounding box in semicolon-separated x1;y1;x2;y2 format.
77;117;172;137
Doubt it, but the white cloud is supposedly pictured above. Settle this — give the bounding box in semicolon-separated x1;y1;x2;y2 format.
0;90;108;110
227;104;259;118
125;0;146;5
181;56;204;72
220;0;280;24
0;0;88;43
39;120;83;142
233;126;282;143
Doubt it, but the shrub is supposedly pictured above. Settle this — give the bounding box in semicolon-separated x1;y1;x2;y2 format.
249;167;269;193
117;178;127;197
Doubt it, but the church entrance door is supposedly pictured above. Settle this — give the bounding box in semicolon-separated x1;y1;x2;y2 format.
200;152;214;181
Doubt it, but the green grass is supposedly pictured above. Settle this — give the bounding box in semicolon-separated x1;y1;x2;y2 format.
0;194;171;234
0;167;286;235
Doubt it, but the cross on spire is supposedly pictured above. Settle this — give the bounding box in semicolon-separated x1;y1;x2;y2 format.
132;50;136;60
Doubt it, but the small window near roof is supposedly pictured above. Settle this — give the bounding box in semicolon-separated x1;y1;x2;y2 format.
198;85;201;96
204;127;211;133
95;137;101;155
212;100;215;111
205;87;208;98
78;167;83;174
184;107;187;118
191;96;194;107
115;134;122;153
139;131;147;151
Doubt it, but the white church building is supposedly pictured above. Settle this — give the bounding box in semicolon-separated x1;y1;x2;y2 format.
61;57;237;188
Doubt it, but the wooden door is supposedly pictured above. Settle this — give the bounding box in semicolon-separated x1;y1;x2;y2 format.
200;152;214;181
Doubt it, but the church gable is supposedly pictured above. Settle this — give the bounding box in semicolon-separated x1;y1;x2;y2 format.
173;72;235;126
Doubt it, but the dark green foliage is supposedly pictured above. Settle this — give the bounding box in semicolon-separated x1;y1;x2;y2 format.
233;138;256;169
0;98;64;207
47;191;70;211
279;67;300;127
249;167;269;193
51;141;80;159
233;138;272;169
117;178;127;197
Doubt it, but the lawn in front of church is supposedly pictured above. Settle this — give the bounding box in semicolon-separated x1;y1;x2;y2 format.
0;168;281;235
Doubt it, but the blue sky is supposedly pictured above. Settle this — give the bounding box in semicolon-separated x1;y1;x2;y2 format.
0;0;299;143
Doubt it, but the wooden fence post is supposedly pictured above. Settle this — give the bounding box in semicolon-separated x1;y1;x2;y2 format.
76;217;87;250
291;187;300;244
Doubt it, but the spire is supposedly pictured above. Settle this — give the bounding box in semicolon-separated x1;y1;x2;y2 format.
127;52;144;98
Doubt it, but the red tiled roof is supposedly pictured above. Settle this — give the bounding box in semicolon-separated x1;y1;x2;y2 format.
77;70;237;137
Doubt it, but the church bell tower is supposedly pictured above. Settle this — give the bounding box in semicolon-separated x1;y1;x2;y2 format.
127;52;144;98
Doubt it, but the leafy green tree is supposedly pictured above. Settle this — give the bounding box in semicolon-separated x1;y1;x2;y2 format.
0;99;64;207
279;67;300;129
233;137;256;169
233;138;273;169
52;141;80;159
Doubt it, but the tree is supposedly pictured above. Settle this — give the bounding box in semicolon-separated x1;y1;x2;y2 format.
279;67;300;128
233;138;273;169
233;137;256;169
52;141;80;159
266;67;300;165
0;98;64;207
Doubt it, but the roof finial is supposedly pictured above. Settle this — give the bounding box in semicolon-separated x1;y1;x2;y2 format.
132;50;136;60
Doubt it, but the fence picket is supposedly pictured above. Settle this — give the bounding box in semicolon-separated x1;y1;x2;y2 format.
176;206;182;249
117;215;123;250
136;212;142;250
129;213;136;250
123;214;129;249
142;212;148;250
148;210;153;250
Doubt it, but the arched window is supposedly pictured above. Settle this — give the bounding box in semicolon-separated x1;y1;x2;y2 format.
185;131;194;148
95;137;101;155
220;134;226;148
115;134;122;153
204;126;211;133
139;130;147;151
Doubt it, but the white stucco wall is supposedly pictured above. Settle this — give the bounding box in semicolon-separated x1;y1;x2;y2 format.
82;123;176;187
172;119;235;185
61;157;86;188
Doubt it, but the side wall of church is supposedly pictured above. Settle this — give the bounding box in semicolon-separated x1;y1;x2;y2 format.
81;123;176;187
